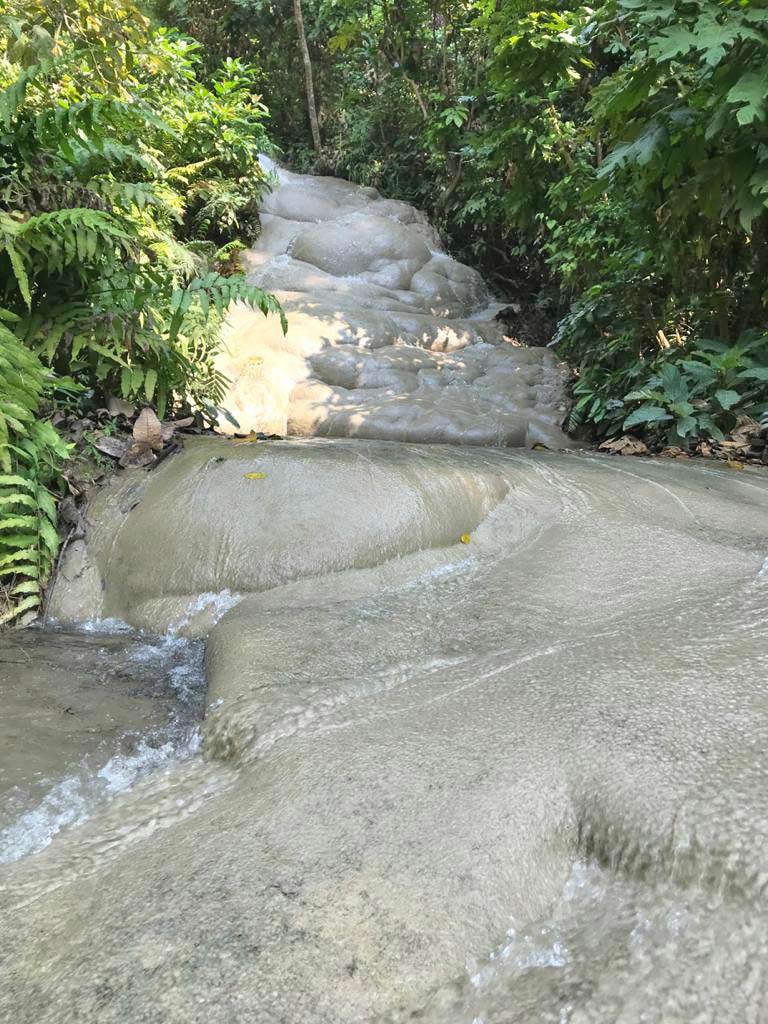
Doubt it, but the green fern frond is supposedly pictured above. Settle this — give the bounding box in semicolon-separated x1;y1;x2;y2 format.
148;230;206;277
167;156;220;183
0;314;67;625
86;179;182;221
169;273;287;340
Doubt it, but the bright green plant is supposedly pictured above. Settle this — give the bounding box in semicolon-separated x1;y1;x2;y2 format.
2;0;766;626
148;0;768;449
0;313;70;625
622;336;768;445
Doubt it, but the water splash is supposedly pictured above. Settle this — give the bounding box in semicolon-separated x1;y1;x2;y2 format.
0;731;200;864
168;588;242;637
77;615;133;633
0;628;206;865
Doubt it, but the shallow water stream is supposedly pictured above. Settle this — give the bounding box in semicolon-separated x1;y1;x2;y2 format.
0;627;205;864
2;440;767;1023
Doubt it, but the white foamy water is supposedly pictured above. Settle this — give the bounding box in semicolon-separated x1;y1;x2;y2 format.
404;557;475;589
77;616;133;633
0;731;201;864
0;629;206;865
168;589;242;636
467;863;592;994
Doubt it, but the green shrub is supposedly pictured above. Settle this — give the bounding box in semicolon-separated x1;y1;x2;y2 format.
0;0;284;622
622;335;768;446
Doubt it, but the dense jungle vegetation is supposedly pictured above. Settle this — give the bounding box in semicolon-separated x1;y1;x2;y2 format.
0;0;282;621
2;0;768;621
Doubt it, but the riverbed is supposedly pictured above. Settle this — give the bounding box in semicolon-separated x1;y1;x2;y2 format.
2;440;766;1023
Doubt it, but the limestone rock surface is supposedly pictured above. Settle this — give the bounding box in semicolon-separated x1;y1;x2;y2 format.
215;161;568;447
16;440;768;1023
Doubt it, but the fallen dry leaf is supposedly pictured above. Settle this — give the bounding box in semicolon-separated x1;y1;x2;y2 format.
460;533;471;544
244;471;267;480
62;471;87;497
599;435;648;456
93;435;131;459
133;407;164;451
729;418;759;447
107;395;136;419
659;446;688;459
726;459;745;470
717;439;748;451
119;446;157;470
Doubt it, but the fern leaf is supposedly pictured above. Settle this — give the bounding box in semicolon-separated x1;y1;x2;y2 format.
6;242;32;308
0;594;41;625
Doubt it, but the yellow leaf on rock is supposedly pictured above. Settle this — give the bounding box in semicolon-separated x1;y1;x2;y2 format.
244;472;267;479
460;533;471;544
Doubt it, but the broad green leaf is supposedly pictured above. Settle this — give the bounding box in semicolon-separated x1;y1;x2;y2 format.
738;367;768;382
36;487;57;521
624;388;664;402
673;415;698;438
736;189;766;233
623;405;673;428
38;517;60;555
715;388;741;410
144;368;158;402
658;362;689;402
6;243;31;309
728;71;768;125
695;414;726;441
681;361;717;383
669;401;695;418
649;26;696;62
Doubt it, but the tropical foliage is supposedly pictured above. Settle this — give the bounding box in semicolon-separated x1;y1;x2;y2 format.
0;0;283;622
166;0;768;442
0;318;69;624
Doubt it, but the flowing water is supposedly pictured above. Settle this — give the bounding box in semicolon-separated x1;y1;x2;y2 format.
2;166;767;1021
2;439;766;1023
0;627;205;864
212;158;569;447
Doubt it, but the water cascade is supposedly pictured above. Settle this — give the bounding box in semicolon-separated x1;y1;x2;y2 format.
2;171;767;1024
214;160;569;448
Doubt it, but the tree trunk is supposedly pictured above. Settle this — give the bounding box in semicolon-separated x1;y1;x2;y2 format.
292;0;321;155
